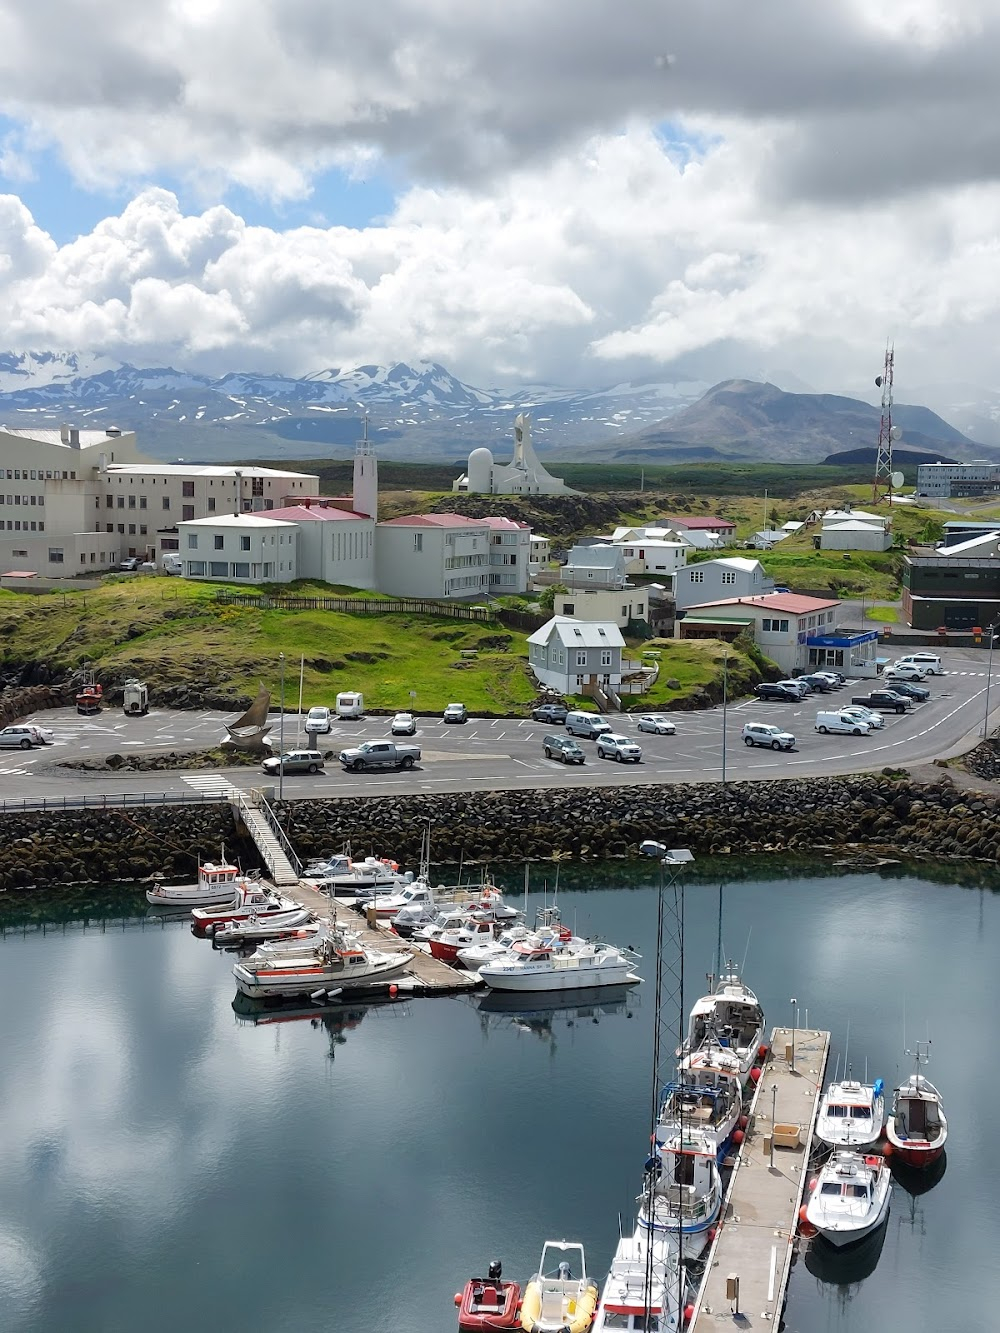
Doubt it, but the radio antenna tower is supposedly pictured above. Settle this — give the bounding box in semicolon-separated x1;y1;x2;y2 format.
872;344;901;505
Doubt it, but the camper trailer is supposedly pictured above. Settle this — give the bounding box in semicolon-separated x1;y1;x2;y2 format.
335;691;365;719
123;680;149;716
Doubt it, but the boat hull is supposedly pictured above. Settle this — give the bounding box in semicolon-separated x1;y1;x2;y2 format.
232;951;411;999
480;962;639;993
520;1278;598;1333
457;1279;521;1331
887;1140;945;1169
811;1199;891;1248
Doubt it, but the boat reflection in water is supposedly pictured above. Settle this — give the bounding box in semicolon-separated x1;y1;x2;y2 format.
805;1212;889;1290
890;1149;948;1199
231;991;409;1059
475;985;637;1048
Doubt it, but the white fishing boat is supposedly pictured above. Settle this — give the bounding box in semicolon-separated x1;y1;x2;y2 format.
638;1125;723;1262
655;1045;744;1164
191;884;299;935
429;916;497;963
304;853;410;894
682;965;765;1083
457;925;530;969
519;1240;599;1333
592;1225;690;1332
817;1078;885;1150
364;879;434;919
212;907;313;946
233;926;411;999
146;859;258;908
478;933;641;993
805;1150;892;1247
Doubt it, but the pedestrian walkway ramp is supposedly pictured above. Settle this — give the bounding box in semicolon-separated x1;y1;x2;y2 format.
231;789;302;887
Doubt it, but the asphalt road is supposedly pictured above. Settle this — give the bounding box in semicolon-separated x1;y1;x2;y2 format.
2;647;995;807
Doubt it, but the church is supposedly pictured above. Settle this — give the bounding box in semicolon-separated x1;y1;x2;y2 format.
453;413;574;496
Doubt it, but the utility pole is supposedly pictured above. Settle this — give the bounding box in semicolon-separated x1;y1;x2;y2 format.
278;652;286;801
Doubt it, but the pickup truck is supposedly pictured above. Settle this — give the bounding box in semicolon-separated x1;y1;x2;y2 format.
851;690;912;714
338;740;421;771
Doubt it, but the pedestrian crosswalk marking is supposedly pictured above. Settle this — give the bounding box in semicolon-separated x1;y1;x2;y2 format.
181;773;243;798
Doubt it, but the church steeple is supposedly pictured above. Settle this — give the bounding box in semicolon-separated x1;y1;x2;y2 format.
352;414;378;520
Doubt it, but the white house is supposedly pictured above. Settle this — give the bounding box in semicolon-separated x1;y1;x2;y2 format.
820;519;892;552
674;557;774;612
177;513;299;583
526;616;625;694
676;592;853;675
529;534;552;574
750;529;790;550
266;503;375;587
615;538;688;575
453;413;573;495
554;544;647;628
375;512;531;598
476;515;533;593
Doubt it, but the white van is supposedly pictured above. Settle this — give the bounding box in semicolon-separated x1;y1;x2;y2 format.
815;710;871;736
161;553;182;575
564;711;613;738
896;653;944;675
335;691;365;719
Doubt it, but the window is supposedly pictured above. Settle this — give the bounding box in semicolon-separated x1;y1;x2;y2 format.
128;495;136;509
690;570;704;583
214;535;224;550
576;650;587;667
234;562;250;578
240;535;250;551
128;524;136;535
48;548;64;563
182;505;194;521
600;649;613;667
95;497;101;509
188;534;198;549
264;499;273;510
622;605;628;617
210;561;227;577
241;500;252;511
139;525;147;536
563;602;575;615
251;477;264;496
12;548;27;556
106;524;114;533
208;497;216;512
117;496;125;508
106;495;113;508
162;496;170;510
182;481;195;497
139;496;147;509
721;571;737;585
413;533;423;552
117;524;125;534
187;560;206;575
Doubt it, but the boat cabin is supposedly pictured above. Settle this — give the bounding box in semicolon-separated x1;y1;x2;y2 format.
198;862;241;891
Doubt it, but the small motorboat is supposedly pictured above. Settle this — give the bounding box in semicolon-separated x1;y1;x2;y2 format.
655;1045;745;1164
520;1240;598;1333
146;860;257;908
232;927;412;999
638;1125;723;1262
212;907;313;946
454;1259;521;1331
191;884;298;935
480;932;641;993
591;1225;690;1332
886;1071;948;1168
429;916;497;963
364;880;434;919
458;925;529;969
682;965;765;1084
805;1150;892;1248
817;1078;885;1151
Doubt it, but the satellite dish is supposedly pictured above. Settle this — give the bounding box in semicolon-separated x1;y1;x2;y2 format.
891;470;904;488
890;425;902;440
875;376;883;388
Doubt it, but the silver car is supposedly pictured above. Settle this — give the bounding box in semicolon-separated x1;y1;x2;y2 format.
0;726;39;750
391;712;417;735
741;722;795;751
840;705;885;729
636;714;677;735
596;733;643;763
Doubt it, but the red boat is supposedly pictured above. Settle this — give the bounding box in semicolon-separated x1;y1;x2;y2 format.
76;683;103;715
429;916;496;964
191;883;297;936
454;1261;521;1331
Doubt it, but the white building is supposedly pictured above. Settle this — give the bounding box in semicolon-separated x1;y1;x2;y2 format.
453;413;573;495
674;557;774;612
676;592;849;675
177;513;299;583
820;519;893;552
916;461;1000;498
553;545;647;629
526;616;625;694
529;534;552;574
266;503;375;587
375;512;527;599
616;538;688;575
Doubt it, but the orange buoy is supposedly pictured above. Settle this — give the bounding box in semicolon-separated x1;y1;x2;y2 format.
389;984;398;998
732;1129;745;1146
758;1044;769;1060
882;1142;894;1158
739;1114;749;1130
750;1066;762;1083
683;1303;695;1325
454;1293;462;1306
798;1206;817;1238
808;1176;818;1191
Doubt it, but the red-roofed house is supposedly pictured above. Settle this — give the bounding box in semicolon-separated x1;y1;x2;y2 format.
676;592;853;674
376;513;531;597
266;503;375;587
658;515;736;543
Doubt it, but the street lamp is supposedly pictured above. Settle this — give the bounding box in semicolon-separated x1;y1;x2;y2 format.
721;651;729;785
983;624;997;738
789;997;799;1071
278;652;286;801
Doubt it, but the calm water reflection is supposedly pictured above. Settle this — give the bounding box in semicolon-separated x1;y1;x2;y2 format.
0;860;994;1332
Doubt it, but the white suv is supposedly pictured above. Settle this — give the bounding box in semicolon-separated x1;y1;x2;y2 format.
840;705;885;729
596;733;643;763
884;663;929;682
304;706;331;734
741;722;795;751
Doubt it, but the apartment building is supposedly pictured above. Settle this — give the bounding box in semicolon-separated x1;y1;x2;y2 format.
177;513;299;583
375;513;530;598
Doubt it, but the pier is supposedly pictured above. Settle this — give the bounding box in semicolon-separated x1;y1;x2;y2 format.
288;877;481;996
690;1025;830;1331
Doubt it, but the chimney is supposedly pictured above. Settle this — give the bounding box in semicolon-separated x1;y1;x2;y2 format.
68;426;80;448
60;425;70;444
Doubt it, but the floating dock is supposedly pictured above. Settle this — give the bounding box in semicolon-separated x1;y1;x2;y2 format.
689;1025;830;1331
287;878;481;996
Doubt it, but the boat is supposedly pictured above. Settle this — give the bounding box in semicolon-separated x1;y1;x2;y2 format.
520;1240;598;1333
885;1055;948;1168
232;926;412;999
310;855;409;894
804;1205;889;1286
212;907;313;946
224;684;273;748
682;965;765;1084
478;932;641;994
365;880;434;920
146;859;258;908
655;1045;744;1164
592;1226;690;1332
75;667;103;715
458;925;530;969
190;883;299;935
429;916;498;963
637;1125;723;1262
816;1077;885;1150
805;1150;892;1247
454;1260;521;1331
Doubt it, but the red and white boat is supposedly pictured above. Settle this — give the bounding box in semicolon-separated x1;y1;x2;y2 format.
146;859;257;908
233;927;411;998
454;1260;521;1331
191;883;299;936
429;916;497;963
886;1046;947;1168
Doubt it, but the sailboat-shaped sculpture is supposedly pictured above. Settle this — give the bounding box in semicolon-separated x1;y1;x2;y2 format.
223;685;272;750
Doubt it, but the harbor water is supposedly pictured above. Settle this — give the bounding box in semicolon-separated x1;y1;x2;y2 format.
0;858;995;1333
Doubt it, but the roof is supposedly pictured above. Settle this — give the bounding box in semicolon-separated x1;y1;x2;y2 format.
379;513;488;528
565;545;624;568
689;556;764;573
934;532;1000;555
1;426;133;447
658;515;736;530
822;520;887;532
683;592;840;614
526;615;626;649
106;464;315;479
474;515;530;531
177;514;297;529
822;509;887;526
266;504;370;522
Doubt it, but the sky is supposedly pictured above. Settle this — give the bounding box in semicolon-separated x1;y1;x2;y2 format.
0;0;999;396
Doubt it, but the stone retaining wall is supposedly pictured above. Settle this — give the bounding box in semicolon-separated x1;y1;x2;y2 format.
2;774;996;891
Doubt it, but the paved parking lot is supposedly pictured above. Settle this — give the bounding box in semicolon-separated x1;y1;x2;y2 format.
1;647;994;803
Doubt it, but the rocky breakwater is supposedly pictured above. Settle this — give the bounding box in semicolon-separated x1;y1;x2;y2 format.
280;773;1000;866
0;803;260;891
1;682;74;729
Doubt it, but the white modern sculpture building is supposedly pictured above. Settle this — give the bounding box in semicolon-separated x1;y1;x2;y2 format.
453;413;573;495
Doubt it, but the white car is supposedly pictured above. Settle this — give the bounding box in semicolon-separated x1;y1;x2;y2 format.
636;714;677;735
0;726;40;750
741;722;795;751
841;705;885;729
443;703;468;724
304;706;331;734
884;663;929;682
896;653;944;675
24;723;55;744
776;678;810;696
596;733;642;763
390;712;417;735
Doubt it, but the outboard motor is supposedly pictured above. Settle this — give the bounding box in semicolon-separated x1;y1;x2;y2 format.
557;1261;572;1281
488;1259;502;1283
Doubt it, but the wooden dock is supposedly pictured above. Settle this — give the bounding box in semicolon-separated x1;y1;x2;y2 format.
689;1026;830;1331
288;879;481;996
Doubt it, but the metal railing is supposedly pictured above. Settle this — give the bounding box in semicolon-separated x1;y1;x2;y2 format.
238;789;303;878
0;790;230;814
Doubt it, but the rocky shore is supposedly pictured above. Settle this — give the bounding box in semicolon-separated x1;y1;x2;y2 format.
1;771;997;892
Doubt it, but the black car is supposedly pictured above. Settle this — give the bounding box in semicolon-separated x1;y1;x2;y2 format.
532;703;569;724
755;682;799;701
882;680;930;701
